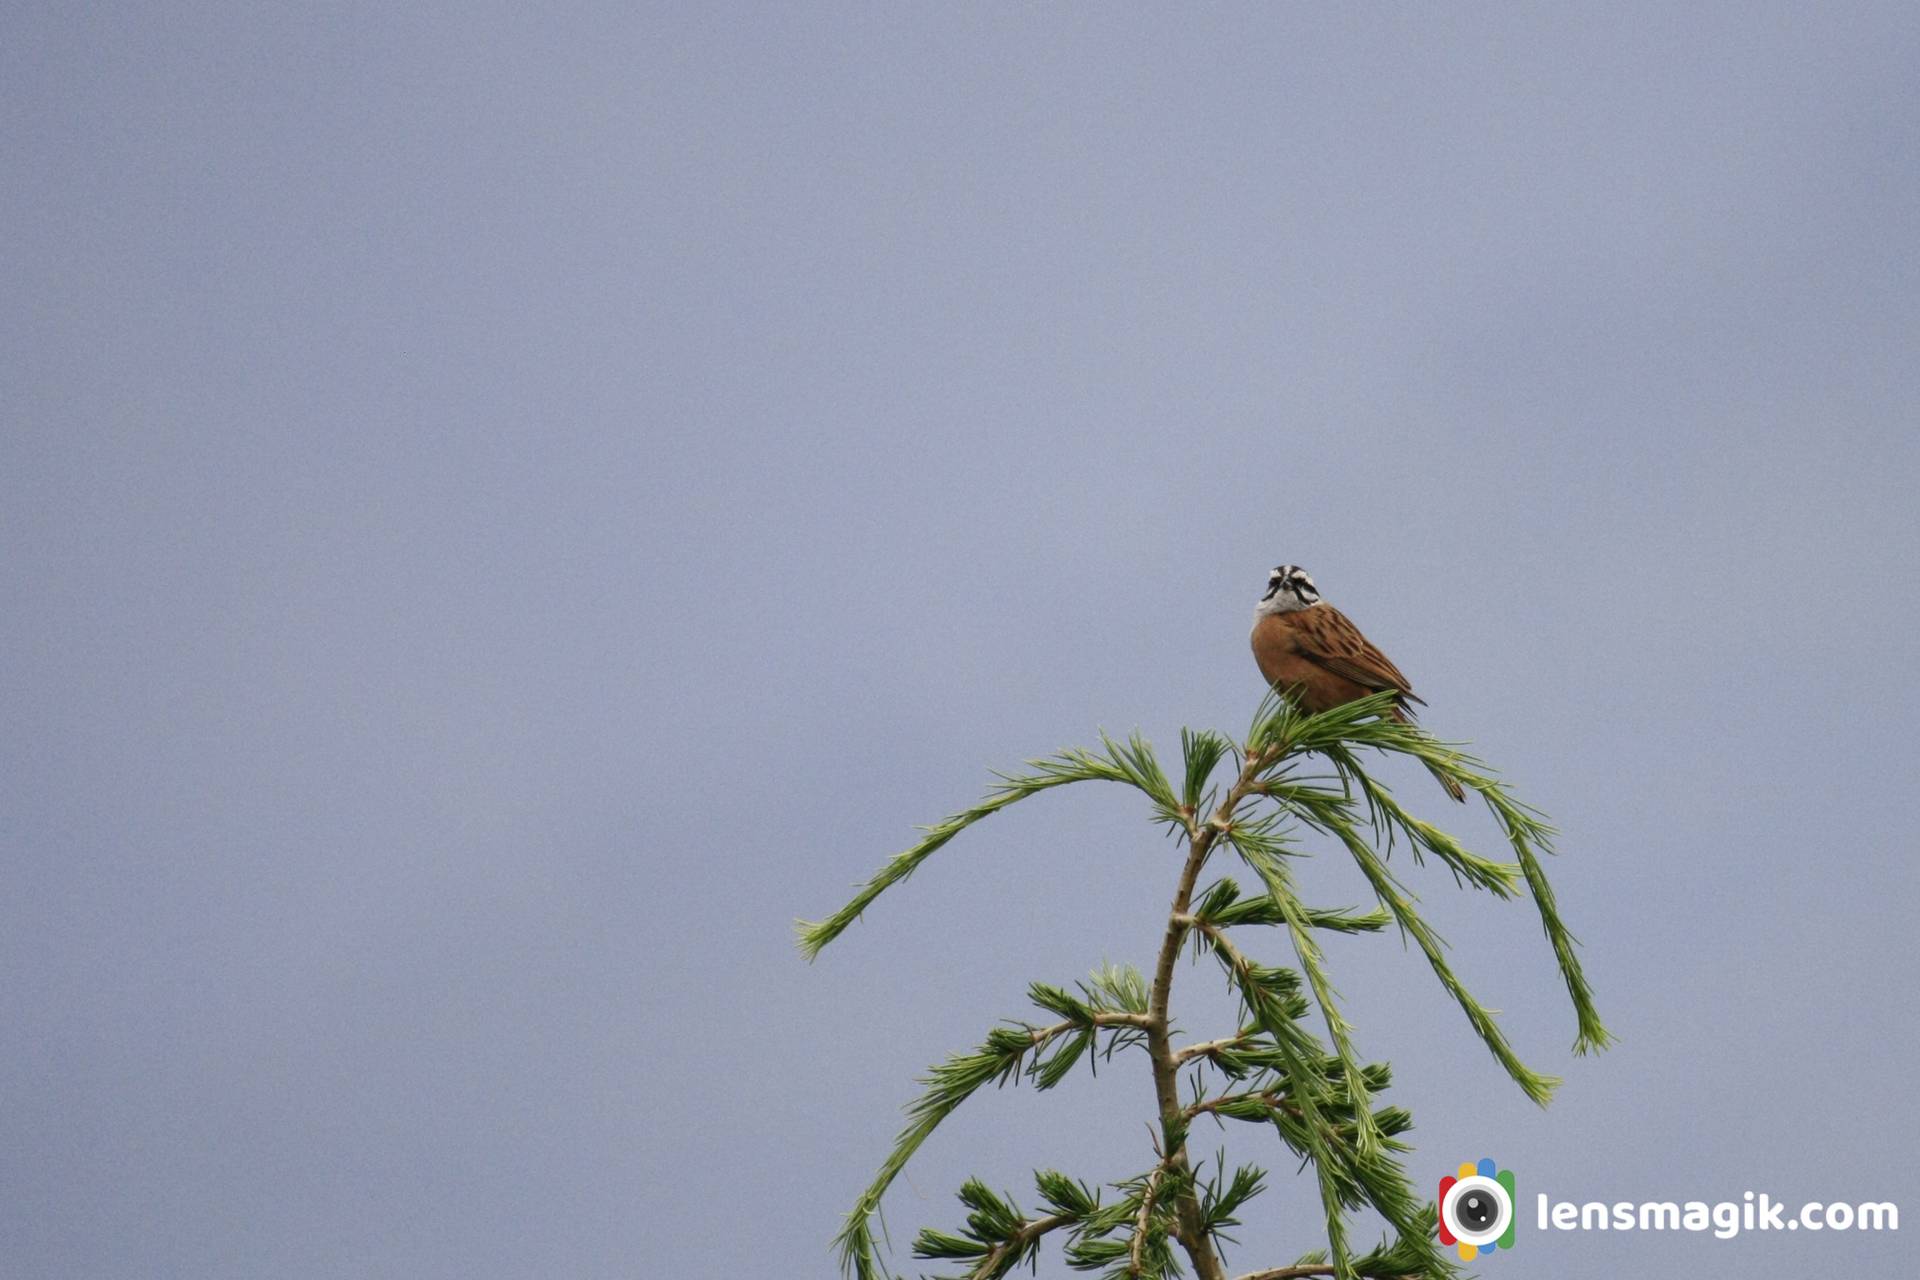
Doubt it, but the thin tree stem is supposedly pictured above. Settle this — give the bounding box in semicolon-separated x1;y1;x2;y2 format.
963;1212;1075;1280
1185;1090;1291;1121
1173;1033;1252;1065
1129;1162;1170;1277
1146;746;1276;1280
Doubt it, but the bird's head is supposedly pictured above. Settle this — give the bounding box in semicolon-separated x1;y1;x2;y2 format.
1257;564;1321;615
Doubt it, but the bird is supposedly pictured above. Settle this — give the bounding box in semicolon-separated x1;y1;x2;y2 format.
1250;564;1466;802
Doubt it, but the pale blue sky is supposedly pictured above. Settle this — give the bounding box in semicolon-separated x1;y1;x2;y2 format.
3;4;1916;1277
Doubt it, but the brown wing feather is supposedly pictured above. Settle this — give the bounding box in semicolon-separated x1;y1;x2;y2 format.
1294;606;1427;707
1256;604;1460;802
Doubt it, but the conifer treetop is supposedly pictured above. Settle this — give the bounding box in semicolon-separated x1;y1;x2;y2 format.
800;691;1611;1280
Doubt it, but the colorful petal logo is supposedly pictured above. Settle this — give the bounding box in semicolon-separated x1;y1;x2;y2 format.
1438;1158;1517;1260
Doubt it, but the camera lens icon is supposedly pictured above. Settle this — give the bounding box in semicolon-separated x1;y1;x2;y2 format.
1438;1159;1516;1260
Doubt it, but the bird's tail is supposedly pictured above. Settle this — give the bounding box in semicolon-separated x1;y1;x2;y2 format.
1425;758;1467;803
1390;703;1467;803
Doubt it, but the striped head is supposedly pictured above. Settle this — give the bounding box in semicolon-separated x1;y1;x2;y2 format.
1255;564;1321;616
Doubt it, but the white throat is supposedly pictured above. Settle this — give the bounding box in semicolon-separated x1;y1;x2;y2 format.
1254;592;1316;620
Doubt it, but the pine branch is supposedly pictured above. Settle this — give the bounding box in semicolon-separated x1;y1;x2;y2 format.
1219;825;1384;1161
915;1207;1077;1280
916;1170;1112;1280
835;980;1154;1278
1288;694;1613;1055
797;736;1182;959
1478;786;1614;1054
969;1213;1074;1279
1196;921;1357;1278
834;1020;1077;1279
1196;879;1391;934
1129;1162;1170;1279
1173;1033;1254;1066
1184;1088;1412;1151
1303;803;1562;1106
1285;761;1521;899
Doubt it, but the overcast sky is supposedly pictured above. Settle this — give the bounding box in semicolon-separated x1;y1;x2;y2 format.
4;4;1917;1278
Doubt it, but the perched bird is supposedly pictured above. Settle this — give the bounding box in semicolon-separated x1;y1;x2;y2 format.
1250;565;1465;802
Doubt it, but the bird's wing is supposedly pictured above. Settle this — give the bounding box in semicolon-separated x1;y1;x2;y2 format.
1294;605;1427;706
